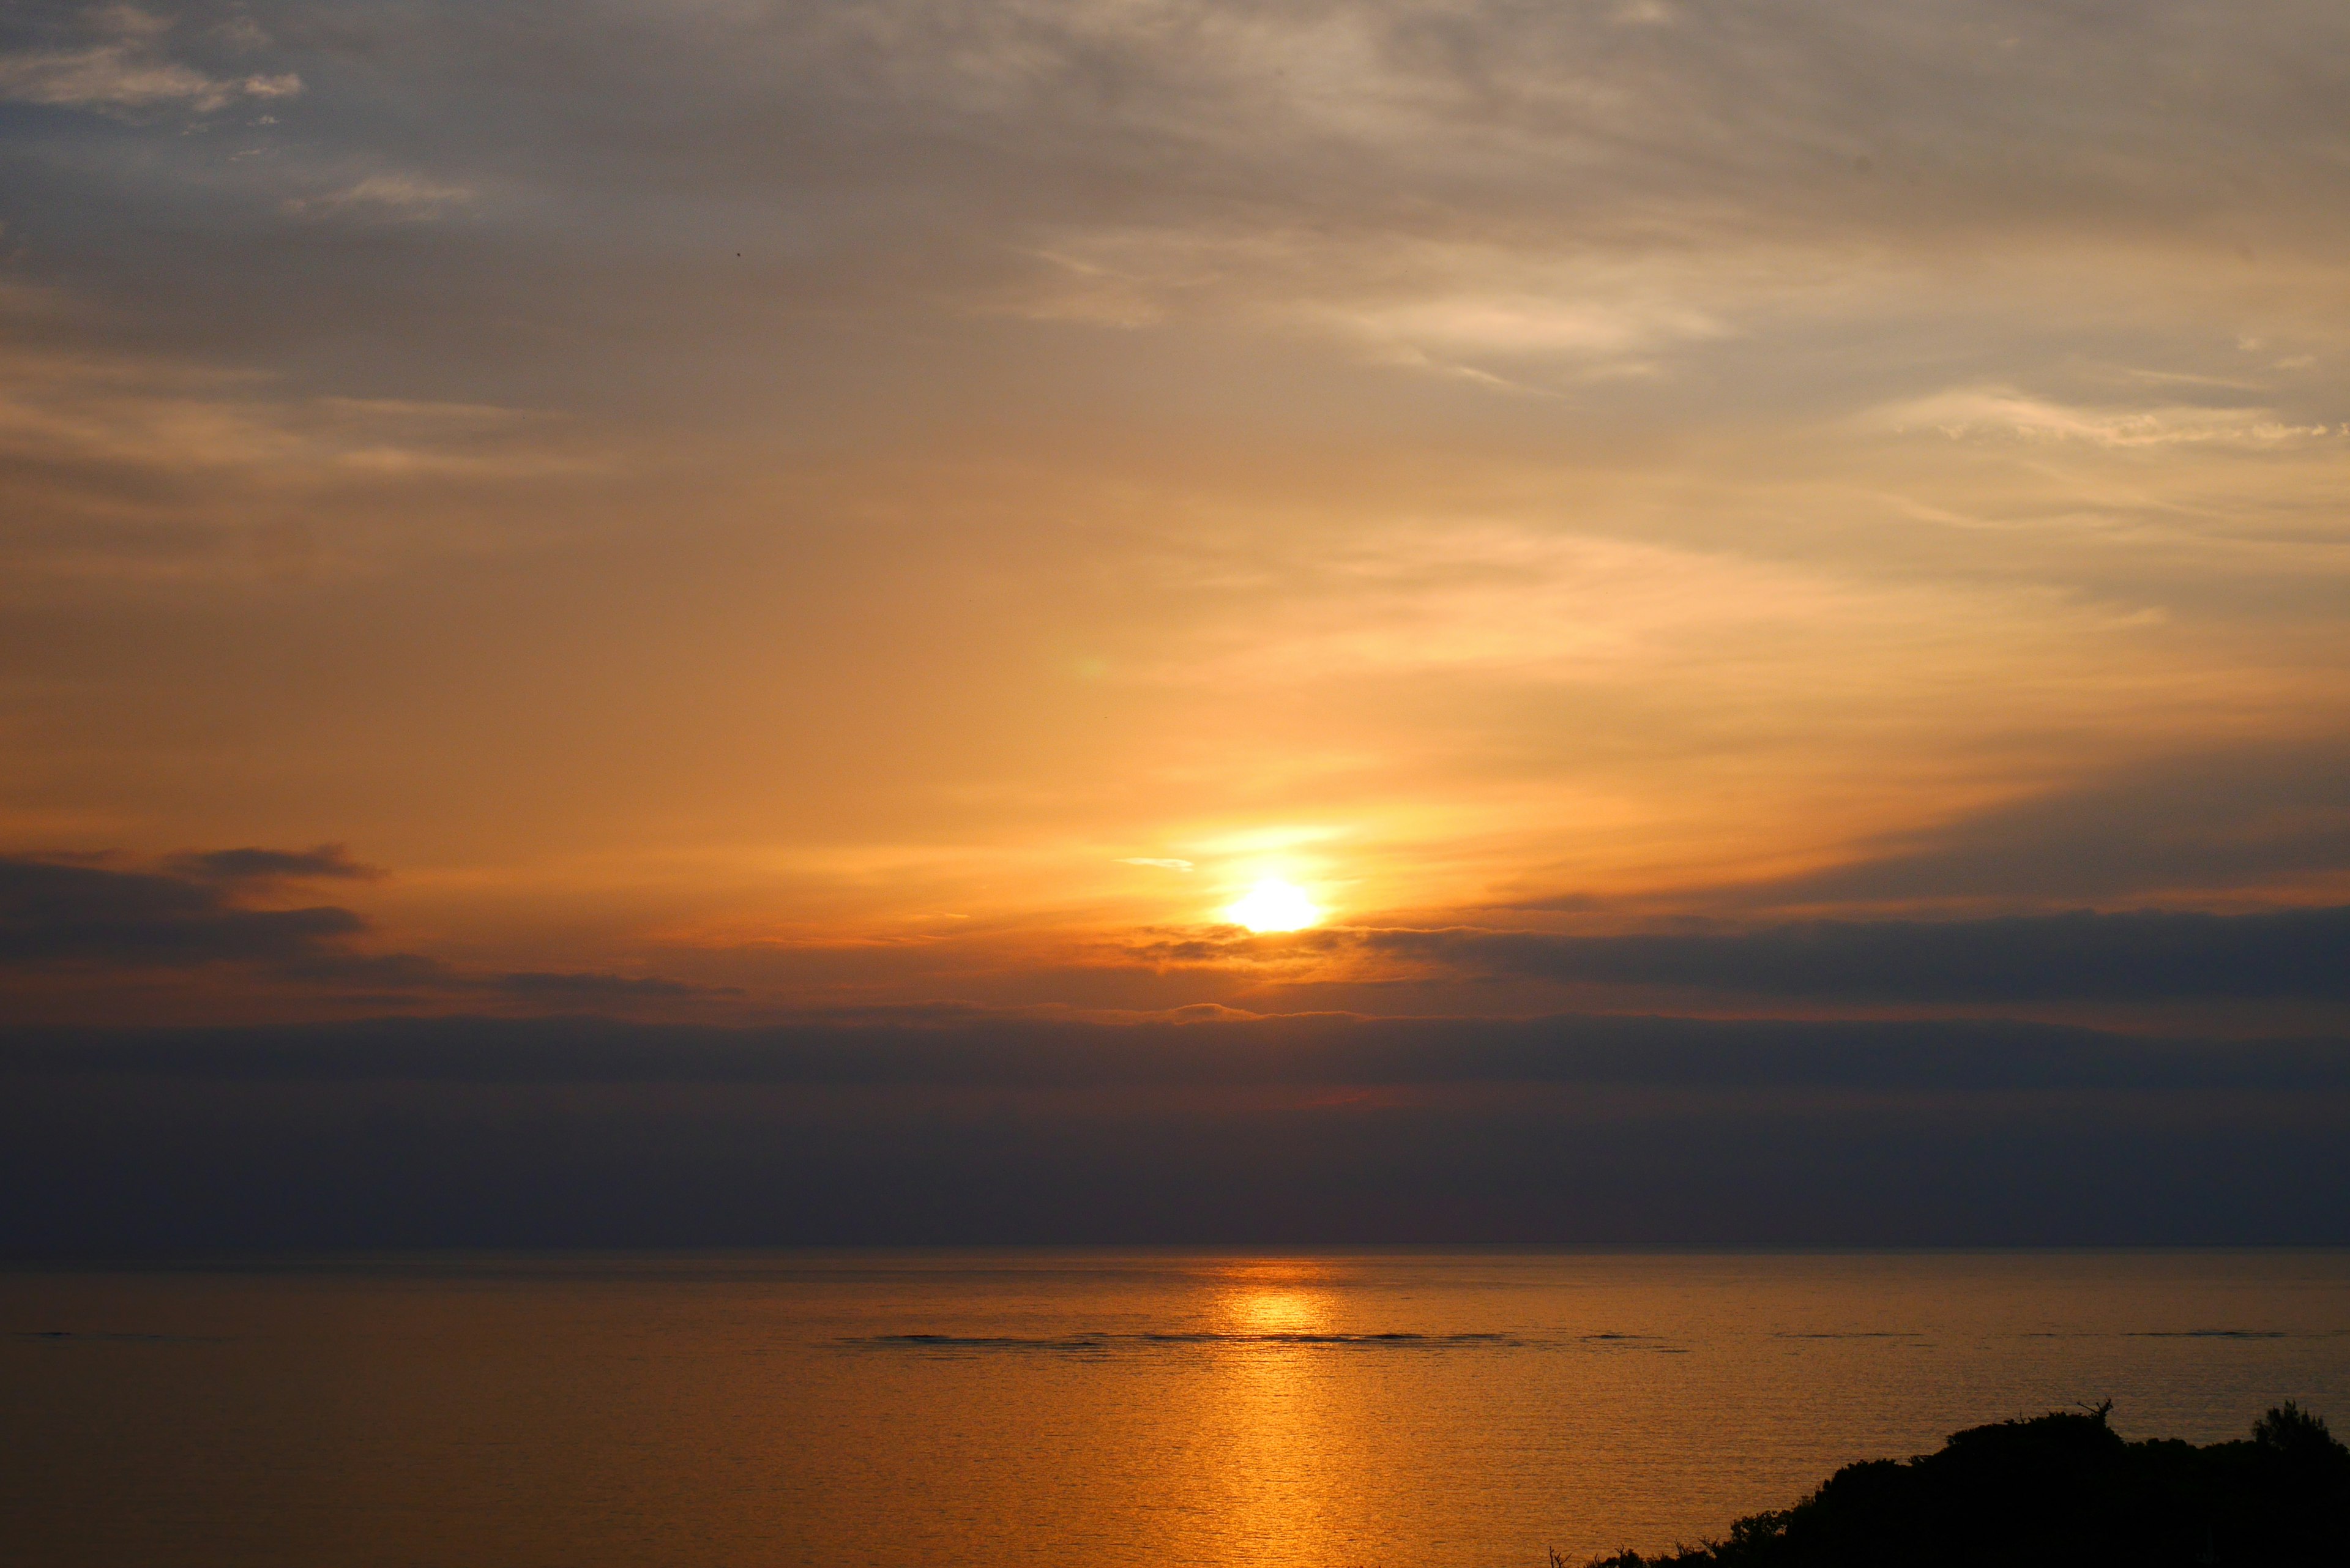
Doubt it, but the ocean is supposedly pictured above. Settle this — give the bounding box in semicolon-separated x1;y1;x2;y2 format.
6;1250;2347;1566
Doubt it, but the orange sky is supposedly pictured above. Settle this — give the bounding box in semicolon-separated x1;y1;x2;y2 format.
4;0;2350;1028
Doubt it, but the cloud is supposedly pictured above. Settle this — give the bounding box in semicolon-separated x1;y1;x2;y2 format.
1734;741;2350;909
0;340;559;481
31;0;2350;378
213;15;270;52
1876;388;2338;447
1012;230;1733;379
286;174;476;222
88;5;169;40
1139;523;1868;685
0;9;299;116
1118;857;1195;872
0;854;367;968
1350;905;2350;1002
5;1014;2348;1250
0;323;611;588
7;1010;2347;1094
163;844;384;885
0;852;722;1004
487;970;716;1001
1310;284;1729;373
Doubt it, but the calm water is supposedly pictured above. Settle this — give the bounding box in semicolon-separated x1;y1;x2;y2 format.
6;1250;2349;1567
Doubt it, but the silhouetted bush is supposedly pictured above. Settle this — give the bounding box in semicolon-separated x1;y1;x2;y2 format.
1570;1402;2350;1568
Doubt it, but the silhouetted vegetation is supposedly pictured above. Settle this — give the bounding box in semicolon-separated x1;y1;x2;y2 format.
1567;1402;2350;1568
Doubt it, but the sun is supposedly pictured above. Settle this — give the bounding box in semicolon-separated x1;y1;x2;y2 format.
1225;878;1322;933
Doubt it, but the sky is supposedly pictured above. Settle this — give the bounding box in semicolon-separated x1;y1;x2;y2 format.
4;1;2349;1245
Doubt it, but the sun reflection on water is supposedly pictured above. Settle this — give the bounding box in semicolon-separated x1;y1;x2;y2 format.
1227;1287;1330;1336
1214;1260;1338;1337
1202;1263;1354;1562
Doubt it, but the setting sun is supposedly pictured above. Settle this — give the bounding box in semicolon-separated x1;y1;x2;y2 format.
1225;879;1322;933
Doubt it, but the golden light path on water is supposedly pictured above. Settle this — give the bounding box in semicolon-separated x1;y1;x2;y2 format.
1212;1260;1351;1564
6;1252;2350;1566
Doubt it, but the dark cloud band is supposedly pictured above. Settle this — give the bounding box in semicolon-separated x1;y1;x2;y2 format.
6;1013;2348;1253
0;854;723;1000
7;1012;2348;1093
1349;905;2350;1001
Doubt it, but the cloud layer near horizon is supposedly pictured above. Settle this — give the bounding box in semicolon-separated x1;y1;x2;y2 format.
7;1013;2348;1250
10;849;2350;1026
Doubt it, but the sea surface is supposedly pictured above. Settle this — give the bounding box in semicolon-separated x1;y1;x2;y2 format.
6;1250;2348;1567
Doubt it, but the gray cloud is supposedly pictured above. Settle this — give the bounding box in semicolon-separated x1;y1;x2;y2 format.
6;1013;2347;1251
7;0;2348;607
485;970;717;1001
1734;741;2350;908
282;171;473;220
0;853;368;967
0;852;723;1001
163;842;383;884
7;1010;2348;1094
0;3;299;114
16;1;2350;359
1343;905;2350;1002
272;0;2350;240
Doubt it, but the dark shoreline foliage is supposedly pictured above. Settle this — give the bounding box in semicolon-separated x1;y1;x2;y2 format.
1572;1402;2350;1568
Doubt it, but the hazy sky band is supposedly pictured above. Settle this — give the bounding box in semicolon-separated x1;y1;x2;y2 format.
10;1018;2349;1251
9;1014;2350;1092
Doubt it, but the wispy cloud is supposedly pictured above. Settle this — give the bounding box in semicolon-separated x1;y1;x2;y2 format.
0;313;610;586
1877;387;2339;447
0;45;296;111
286;174;477;222
0;2;298;116
1009;229;1734;384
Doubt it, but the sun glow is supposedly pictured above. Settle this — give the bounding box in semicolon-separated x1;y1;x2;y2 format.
1225;878;1322;933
